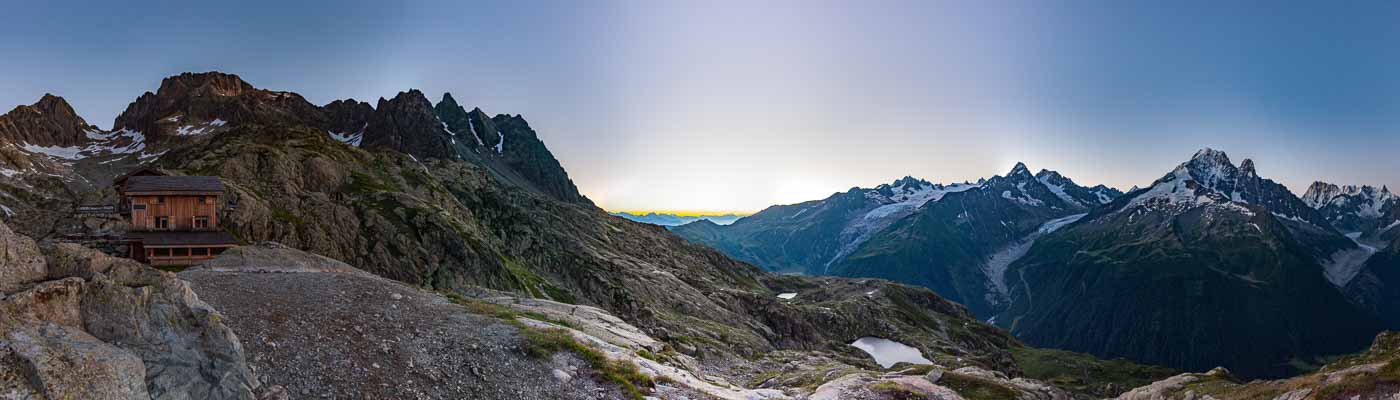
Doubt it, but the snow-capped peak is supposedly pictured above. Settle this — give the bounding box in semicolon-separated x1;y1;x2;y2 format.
1303;181;1396;210
1181;148;1239;190
1008;162;1032;179
1119;148;1252;215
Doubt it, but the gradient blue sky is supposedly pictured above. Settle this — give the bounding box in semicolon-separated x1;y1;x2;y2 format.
3;1;1398;213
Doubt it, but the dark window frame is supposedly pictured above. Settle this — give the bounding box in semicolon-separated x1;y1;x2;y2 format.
154;217;170;230
194;216;210;229
132;204;147;211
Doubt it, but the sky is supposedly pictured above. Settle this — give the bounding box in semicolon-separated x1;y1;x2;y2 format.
3;1;1398;213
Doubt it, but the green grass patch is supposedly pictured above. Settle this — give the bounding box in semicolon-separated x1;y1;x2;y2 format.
343;170;398;195
938;372;1018;400
443;293;576;329
1010;345;1176;397
1316;358;1400;399
271;207;305;227
869;381;930;400
522;327;655;400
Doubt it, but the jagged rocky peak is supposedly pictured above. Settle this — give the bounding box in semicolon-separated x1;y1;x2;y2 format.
871;176;940;200
362;89;458;159
1008;161;1033;178
432;93;501;149
1303;181;1346;208
1181;147;1240;188
0;93;96;147
877;175;933;190
155;71;256;98
113;71;326;140
1303;181;1397;209
1239;158;1257;177
322;98;373;139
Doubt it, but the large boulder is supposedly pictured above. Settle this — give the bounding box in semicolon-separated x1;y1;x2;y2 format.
2;322;150;399
0;221;260;400
0;221;47;294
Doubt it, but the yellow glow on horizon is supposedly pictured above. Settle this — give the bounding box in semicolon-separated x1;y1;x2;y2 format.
607;209;753;217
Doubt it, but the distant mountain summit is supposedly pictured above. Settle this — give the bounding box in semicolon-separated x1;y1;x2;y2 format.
1303;181;1397;236
0;94;98;147
673;164;1122;316
609;212;744;227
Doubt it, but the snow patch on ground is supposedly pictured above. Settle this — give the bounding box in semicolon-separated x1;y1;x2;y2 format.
328;124;366;147
494;130;505;153
466;116;484;146
85;128;117;141
176;124;214;136
776;293;797;300
850;337;932;368
20;143;83;160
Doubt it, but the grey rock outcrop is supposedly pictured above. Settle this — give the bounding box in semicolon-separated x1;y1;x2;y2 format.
0;221;46;293
0;221;258;400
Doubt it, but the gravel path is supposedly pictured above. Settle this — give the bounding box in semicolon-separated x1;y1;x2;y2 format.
180;269;626;400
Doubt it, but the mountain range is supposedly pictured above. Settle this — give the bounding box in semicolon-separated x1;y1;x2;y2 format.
609;211;745;226
675;148;1400;379
672;166;1124;317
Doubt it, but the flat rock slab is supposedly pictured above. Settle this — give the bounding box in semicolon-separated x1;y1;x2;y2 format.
185;242;375;276
179;268;625;400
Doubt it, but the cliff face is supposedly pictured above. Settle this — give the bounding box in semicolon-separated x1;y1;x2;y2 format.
0;94;96;147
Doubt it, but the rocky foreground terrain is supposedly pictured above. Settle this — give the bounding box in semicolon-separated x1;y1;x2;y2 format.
4;218;1399;399
0;221;259;399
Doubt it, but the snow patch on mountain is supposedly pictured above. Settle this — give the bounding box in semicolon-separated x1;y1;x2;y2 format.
20;143;83;160
824;179;977;271
1001;183;1045;207
984;213;1087;297
1037;175;1080;208
1322;232;1380;287
176;124;214;136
